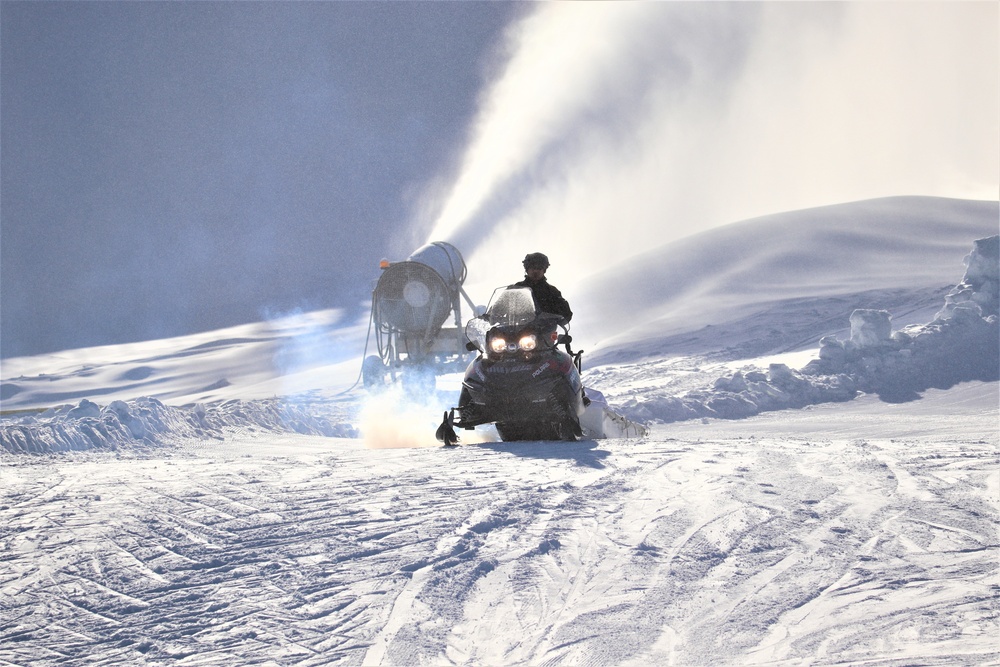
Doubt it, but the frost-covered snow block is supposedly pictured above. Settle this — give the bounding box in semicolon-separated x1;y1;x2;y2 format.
706;393;758;419
937;235;999;320
67;399;101;419
849;309;892;347
967;235;1000;282
107;400;148;439
713;371;748;392
950;303;985;324
767;363;796;383
818;335;846;363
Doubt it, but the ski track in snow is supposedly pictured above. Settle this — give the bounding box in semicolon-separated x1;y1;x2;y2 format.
1;427;996;666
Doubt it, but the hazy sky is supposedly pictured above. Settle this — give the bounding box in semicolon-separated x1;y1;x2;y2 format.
1;1;521;357
2;2;997;359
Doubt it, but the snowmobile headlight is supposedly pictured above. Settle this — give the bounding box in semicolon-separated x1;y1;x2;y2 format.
519;334;537;351
489;337;507;354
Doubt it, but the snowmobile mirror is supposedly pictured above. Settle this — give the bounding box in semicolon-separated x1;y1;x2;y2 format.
558;334;571;345
466;341;478;352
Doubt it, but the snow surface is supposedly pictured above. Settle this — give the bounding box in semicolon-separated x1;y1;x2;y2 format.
1;196;998;665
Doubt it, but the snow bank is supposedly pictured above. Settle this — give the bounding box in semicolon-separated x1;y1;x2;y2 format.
0;396;357;455
623;236;999;423
936;234;999;320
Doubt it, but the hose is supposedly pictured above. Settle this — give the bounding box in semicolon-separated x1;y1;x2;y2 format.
334;302;376;396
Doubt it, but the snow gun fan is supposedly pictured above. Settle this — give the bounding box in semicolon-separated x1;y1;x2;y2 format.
364;241;478;392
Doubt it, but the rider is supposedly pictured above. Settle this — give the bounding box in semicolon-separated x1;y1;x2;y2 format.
515;252;588;410
514;252;572;323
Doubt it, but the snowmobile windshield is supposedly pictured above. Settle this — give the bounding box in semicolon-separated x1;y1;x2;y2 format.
486;288;537;327
464;287;538;352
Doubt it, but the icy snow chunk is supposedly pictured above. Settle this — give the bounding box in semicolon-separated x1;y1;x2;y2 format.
818;335;847;363
767;363;795;383
849;309;892;347
714;371;748;393
951;303;985;324
706;393;758;419
965;235;999;284
67;399;101;419
107;400;147;439
937;235;999;319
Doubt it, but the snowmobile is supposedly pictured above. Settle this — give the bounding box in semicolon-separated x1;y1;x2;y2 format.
436;286;587;445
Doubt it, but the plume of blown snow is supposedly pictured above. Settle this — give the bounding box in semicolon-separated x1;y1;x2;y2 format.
419;3;997;306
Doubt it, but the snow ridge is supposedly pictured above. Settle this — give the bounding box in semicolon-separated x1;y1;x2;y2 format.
1;396;357;455
620;236;1000;424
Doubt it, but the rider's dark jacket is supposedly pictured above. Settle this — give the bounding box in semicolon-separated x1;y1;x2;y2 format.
513;276;573;323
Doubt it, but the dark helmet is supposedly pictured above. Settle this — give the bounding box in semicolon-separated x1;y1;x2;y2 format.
522;252;550;270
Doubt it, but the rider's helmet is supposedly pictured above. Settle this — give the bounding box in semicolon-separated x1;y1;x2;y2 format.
523;252;550;270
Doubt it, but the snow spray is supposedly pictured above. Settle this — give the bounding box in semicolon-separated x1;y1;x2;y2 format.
360;385;497;449
419;2;997;305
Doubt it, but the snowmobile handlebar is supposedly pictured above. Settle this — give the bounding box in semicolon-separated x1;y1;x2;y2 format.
559;334;584;373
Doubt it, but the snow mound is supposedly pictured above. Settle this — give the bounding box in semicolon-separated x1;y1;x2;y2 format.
576;197;998;358
1;396;358;455
622;236;999;423
936;234;999;320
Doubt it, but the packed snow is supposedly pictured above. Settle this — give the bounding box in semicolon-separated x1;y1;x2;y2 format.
1;197;998;666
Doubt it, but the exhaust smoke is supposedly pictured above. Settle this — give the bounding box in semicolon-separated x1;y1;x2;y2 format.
361;385;497;449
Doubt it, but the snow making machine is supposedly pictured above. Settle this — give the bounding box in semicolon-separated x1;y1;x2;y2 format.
363;241;479;392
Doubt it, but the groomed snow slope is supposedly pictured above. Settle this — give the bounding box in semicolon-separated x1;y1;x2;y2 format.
1;392;996;666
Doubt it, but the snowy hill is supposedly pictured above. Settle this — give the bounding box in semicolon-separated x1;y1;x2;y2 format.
2;196;995;413
573;196;998;358
1;197;998;666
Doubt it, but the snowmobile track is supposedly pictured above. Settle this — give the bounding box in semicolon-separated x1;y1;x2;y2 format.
1;431;996;666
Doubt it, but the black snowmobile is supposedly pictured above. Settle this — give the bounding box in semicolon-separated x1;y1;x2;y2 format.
435;286;586;446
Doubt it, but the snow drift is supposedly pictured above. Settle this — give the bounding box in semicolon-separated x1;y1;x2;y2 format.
0;397;357;455
612;234;999;424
